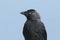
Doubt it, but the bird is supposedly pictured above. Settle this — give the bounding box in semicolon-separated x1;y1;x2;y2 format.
20;9;47;40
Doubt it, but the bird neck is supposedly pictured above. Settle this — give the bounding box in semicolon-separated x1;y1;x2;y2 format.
27;18;41;22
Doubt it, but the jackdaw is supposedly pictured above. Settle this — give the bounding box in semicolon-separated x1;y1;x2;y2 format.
21;9;47;40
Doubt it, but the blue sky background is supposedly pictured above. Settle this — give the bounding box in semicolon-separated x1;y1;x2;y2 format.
0;0;60;40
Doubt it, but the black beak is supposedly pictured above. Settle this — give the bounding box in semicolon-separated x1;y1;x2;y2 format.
20;11;27;16
20;12;24;15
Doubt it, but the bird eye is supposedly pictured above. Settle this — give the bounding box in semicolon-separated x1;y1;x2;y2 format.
29;13;32;15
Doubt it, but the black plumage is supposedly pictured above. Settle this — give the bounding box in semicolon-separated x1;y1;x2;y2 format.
21;9;47;40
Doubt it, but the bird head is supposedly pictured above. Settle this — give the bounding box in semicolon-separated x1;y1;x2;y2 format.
20;9;40;21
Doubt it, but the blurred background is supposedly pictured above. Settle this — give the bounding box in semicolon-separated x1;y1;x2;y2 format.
0;0;60;40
